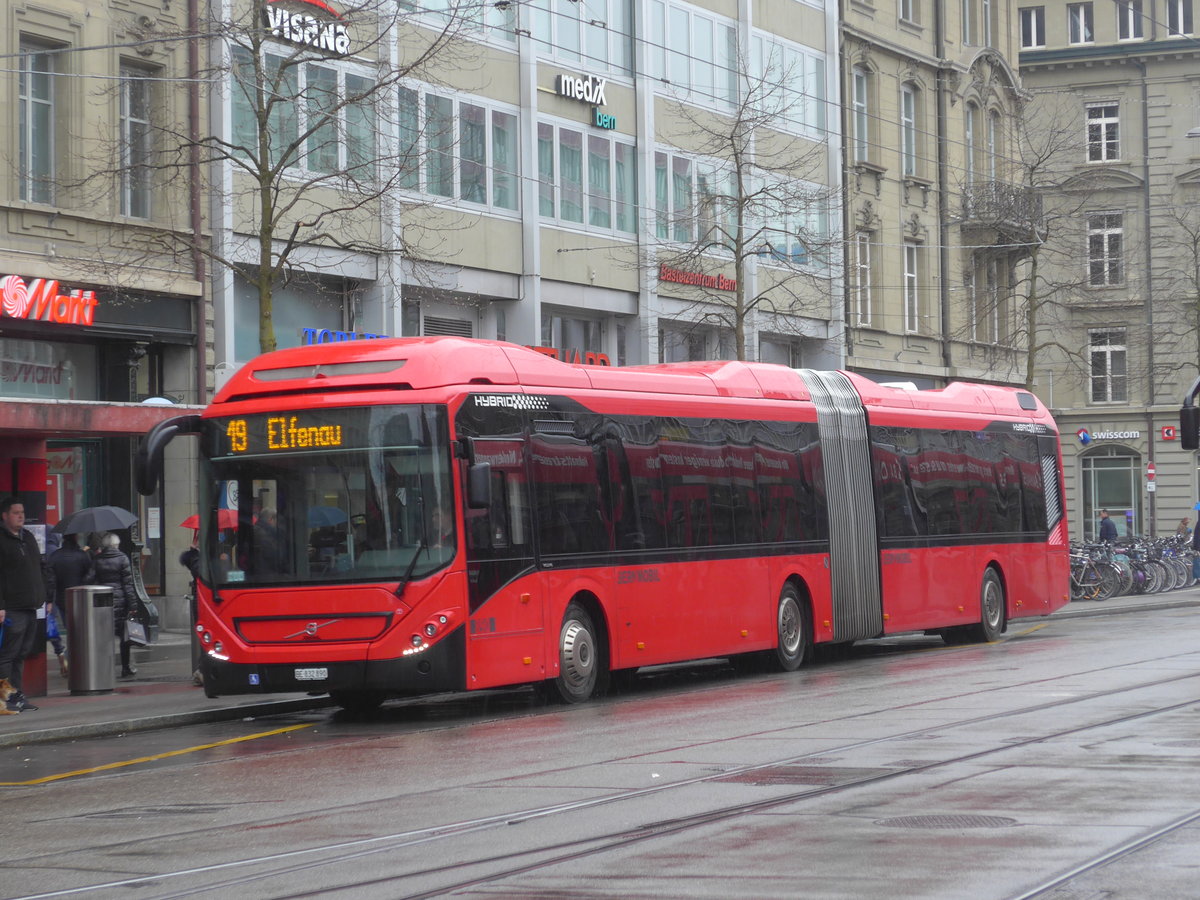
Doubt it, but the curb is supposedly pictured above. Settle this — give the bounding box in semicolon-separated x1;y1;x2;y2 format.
0;695;336;749
1048;597;1200;620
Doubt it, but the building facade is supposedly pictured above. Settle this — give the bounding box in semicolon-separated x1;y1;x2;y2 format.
207;0;845;391
841;0;1038;390
3;0;206;612
1020;0;1200;540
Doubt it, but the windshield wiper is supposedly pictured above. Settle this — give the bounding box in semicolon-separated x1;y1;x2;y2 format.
394;538;426;600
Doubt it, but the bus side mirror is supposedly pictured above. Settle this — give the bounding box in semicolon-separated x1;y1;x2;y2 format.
136;414;203;495
467;462;492;509
1182;405;1200;451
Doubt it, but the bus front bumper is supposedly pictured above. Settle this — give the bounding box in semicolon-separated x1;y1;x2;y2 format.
199;628;466;698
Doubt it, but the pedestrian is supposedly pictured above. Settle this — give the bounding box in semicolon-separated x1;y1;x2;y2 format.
46;534;95;677
1177;517;1192;537
0;497;50;712
1098;508;1118;542
92;532;139;678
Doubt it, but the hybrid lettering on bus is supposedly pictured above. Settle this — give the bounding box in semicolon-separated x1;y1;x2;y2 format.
137;338;1070;710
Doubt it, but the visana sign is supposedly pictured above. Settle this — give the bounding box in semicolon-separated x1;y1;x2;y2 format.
264;0;350;55
0;275;99;327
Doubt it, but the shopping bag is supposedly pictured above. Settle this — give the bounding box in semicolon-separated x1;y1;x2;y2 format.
125;619;149;646
135;598;160;644
46;610;59;640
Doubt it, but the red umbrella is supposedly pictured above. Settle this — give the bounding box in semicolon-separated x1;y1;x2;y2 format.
179;509;240;530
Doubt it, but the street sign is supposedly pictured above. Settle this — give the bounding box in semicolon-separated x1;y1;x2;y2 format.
1147;462;1156;480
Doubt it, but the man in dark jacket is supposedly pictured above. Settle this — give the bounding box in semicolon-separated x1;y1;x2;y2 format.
0;497;48;711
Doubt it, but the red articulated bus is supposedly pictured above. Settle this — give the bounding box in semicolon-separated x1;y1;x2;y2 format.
137;337;1070;710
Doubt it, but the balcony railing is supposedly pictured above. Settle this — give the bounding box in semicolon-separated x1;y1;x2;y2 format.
961;181;1044;238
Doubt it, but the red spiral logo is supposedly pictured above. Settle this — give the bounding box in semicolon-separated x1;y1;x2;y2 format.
1;275;29;318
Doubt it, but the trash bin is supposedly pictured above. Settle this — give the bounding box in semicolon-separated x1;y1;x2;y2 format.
65;585;115;695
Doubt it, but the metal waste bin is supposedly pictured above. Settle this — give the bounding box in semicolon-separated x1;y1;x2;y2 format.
65;585;115;695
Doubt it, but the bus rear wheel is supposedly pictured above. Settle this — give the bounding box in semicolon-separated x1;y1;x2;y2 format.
770;583;811;672
548;602;605;703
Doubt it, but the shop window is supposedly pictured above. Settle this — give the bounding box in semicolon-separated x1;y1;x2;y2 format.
0;340;98;401
234;276;344;363
1081;447;1140;539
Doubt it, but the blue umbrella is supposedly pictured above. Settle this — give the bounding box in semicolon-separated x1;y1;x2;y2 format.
308;506;348;527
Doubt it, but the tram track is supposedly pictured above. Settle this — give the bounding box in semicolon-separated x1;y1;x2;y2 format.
11;636;1200;900
81;690;1200;900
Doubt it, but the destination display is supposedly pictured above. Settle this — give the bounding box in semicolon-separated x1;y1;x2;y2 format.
208;407;420;458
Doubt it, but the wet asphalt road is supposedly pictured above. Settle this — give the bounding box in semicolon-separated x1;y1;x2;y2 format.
3;602;1200;900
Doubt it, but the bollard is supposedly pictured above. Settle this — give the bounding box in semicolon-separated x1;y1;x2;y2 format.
65;585;115;695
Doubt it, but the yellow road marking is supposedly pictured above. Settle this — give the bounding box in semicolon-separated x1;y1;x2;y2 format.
0;723;313;786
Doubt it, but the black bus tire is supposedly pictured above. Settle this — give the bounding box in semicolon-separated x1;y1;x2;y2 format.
964;568;1005;643
549;602;603;703
771;583;811;672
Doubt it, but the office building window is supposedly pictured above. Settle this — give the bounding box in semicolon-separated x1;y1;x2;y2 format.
540;122;636;233
231;50;375;178
120;66;154;218
398;87;520;212
1068;3;1094;43
18;42;55;204
1088;213;1124;286
408;0;517;44
1089;329;1127;403
1020;7;1046;47
1168;0;1194;34
750;34;828;135
1086;103;1120;162
531;0;632;73
1117;0;1143;39
900;0;919;23
904;242;921;333
901;84;918;176
647;1;737;106
982;0;993;44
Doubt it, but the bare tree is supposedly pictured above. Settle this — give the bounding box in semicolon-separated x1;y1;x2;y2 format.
77;0;502;354
647;51;841;362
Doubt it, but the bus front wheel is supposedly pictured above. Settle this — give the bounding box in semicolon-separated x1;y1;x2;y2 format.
548;602;605;703
771;583;811;672
963;569;1005;643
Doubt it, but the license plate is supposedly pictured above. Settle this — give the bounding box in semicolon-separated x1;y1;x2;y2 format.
294;667;328;681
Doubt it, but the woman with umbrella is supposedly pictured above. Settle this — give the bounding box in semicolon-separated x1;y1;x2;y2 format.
92;533;139;678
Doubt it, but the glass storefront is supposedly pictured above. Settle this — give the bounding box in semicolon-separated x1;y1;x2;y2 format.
1080;446;1141;539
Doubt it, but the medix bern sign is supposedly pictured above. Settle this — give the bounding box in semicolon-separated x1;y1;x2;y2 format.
0;275;99;327
555;73;608;106
264;0;350;55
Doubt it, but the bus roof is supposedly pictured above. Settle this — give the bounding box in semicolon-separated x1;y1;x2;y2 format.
214;337;1050;420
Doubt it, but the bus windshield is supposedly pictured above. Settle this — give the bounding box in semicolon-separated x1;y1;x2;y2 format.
199;405;455;587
